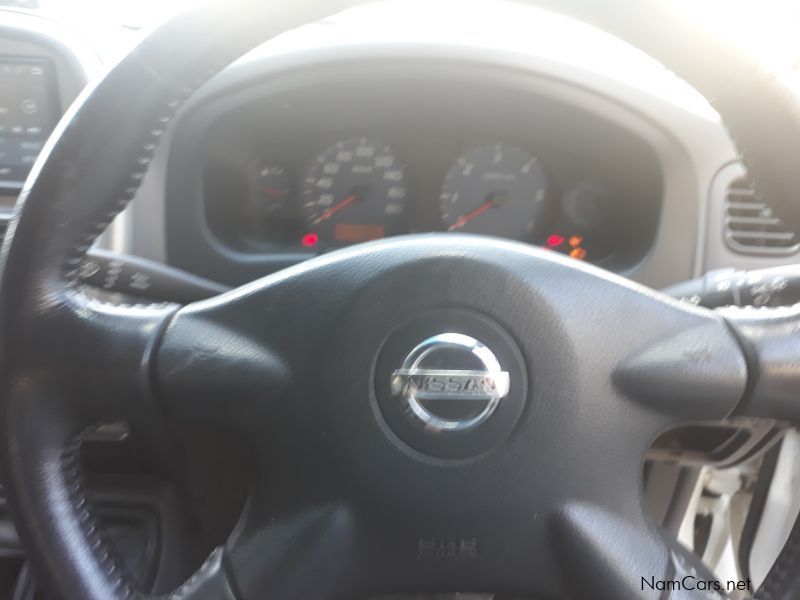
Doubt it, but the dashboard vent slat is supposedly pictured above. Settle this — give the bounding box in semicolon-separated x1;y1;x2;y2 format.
723;176;800;255
727;216;782;226
727;230;796;241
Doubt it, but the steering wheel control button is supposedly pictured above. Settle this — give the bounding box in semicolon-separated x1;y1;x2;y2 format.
391;333;510;432
375;310;527;459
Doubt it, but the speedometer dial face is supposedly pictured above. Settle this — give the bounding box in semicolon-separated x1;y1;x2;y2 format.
440;144;549;240
302;138;409;246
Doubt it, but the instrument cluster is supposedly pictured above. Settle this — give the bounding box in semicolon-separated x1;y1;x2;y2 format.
193;67;663;280
236;137;618;265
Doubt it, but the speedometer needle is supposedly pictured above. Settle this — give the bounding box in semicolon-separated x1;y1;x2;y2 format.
448;200;495;231
312;193;357;225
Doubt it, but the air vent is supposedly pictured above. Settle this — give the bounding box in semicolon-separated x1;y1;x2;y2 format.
724;177;800;255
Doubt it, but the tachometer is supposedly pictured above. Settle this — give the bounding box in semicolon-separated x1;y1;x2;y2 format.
440;144;549;240
302;138;409;246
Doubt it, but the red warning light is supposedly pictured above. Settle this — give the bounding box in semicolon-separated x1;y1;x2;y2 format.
301;232;319;248
547;234;566;247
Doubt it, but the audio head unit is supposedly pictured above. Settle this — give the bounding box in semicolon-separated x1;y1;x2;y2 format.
0;58;58;189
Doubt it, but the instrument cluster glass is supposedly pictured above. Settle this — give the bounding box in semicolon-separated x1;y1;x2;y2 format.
234;138;621;265
191;71;662;283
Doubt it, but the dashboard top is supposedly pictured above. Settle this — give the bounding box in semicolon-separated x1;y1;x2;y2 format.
230;2;719;119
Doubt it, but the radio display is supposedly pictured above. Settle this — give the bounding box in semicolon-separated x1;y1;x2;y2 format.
0;58;58;187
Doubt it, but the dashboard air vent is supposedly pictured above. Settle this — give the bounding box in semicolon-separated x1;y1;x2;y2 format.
724;176;800;255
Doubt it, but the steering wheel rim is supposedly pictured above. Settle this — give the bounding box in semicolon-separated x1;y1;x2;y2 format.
1;1;799;598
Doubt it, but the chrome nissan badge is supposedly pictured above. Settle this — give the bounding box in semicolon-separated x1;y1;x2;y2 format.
390;333;510;432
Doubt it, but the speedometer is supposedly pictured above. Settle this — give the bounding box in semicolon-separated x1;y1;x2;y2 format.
302;138;410;247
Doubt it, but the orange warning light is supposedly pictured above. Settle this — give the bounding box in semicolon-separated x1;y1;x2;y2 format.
569;247;588;260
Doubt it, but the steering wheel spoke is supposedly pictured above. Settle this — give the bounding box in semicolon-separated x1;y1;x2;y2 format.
720;305;800;423
553;503;724;599
224;502;360;599
611;302;748;424
125;502;359;600
153;261;357;438
155;297;292;431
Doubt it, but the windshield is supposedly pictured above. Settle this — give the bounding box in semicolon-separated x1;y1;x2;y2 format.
5;0;800;77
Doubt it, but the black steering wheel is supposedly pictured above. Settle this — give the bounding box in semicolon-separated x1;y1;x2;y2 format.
1;1;799;598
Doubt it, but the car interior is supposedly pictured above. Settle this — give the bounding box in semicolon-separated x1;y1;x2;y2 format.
0;0;799;598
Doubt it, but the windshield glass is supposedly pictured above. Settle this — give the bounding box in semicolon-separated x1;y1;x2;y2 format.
5;0;800;77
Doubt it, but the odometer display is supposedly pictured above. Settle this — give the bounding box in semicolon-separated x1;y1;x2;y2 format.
302;138;409;246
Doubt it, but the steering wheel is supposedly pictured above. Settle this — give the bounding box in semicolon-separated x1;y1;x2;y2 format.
1;0;799;598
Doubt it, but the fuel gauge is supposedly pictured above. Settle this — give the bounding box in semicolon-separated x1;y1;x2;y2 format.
241;162;300;245
251;163;292;216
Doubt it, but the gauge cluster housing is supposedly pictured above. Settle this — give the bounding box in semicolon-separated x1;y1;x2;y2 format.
166;56;664;287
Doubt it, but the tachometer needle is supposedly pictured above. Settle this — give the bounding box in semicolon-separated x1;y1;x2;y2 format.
312;193;357;225
448;201;495;231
